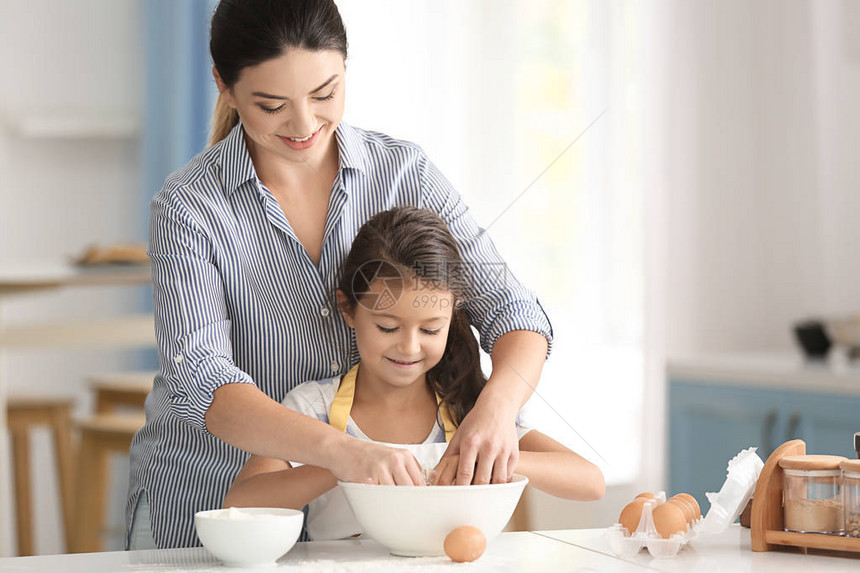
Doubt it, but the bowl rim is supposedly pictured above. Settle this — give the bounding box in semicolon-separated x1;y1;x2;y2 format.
195;507;304;521
337;473;529;491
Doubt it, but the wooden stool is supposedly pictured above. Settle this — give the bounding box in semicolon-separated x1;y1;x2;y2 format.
88;371;154;414
6;397;76;556
70;413;146;553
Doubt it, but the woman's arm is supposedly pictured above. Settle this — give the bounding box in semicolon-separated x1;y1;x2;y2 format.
151;191;424;486
444;330;548;485
433;429;604;501
207;383;426;486
222;455;337;510
419;155;553;486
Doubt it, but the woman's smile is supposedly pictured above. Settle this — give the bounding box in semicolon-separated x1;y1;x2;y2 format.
278;125;323;150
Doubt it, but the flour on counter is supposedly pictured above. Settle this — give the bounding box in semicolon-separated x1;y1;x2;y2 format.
283;557;484;572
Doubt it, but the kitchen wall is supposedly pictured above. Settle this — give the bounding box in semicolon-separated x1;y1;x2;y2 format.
660;0;860;357
0;0;144;555
635;0;860;510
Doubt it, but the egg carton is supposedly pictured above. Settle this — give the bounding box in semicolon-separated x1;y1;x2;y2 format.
605;447;764;560
605;492;700;559
699;447;763;534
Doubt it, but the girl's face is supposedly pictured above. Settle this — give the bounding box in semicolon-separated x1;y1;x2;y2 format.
215;48;346;167
340;279;455;391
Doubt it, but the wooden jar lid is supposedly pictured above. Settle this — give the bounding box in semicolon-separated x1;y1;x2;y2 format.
778;454;846;471
840;459;860;473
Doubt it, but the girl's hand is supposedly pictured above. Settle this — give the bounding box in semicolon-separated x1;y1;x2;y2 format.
440;394;519;485
429;454;459;485
329;438;426;486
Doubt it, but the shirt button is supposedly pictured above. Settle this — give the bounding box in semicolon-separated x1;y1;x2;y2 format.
330;361;339;373
321;307;330;317
174;354;184;364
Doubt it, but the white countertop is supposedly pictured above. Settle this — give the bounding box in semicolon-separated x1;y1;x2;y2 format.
545;526;859;572
667;351;860;396
1;527;857;572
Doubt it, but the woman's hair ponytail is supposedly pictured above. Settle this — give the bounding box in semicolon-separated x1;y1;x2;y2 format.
208;92;240;146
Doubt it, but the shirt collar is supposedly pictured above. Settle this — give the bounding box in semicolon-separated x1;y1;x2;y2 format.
334;121;369;176
218;122;257;197
218;120;369;197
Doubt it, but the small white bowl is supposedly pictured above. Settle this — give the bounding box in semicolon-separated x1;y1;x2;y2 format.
194;507;303;567
339;474;528;556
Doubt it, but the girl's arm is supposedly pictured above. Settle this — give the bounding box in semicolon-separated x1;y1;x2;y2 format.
222;454;338;510
515;430;605;501
432;430;604;501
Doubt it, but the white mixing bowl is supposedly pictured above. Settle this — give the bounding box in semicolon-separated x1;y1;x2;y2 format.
339;474;528;556
194;507;303;567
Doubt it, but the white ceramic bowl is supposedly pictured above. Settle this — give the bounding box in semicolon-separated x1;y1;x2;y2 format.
194;507;303;567
339;474;528;556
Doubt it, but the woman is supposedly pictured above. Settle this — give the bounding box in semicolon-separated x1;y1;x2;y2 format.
127;0;552;549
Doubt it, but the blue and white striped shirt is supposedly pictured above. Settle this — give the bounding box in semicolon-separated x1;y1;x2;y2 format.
126;120;553;548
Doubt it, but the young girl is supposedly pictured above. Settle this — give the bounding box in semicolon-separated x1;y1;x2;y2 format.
223;207;604;540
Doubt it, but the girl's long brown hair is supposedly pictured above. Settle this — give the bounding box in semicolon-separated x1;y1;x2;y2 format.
337;207;485;426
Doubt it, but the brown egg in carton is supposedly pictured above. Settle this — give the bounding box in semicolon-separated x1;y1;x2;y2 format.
606;491;701;559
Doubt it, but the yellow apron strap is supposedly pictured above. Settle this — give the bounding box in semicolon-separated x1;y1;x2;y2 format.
330;363;457;442
329;364;359;433
435;395;457;443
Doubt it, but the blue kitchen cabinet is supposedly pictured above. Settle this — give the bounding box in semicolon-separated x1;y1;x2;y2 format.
789;391;860;457
668;380;860;513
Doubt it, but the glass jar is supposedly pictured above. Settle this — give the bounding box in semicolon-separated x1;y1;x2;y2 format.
778;455;846;534
842;459;860;538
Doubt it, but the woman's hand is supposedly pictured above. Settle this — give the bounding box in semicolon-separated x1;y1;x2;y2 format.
328;438;426;486
435;393;520;485
435;330;548;485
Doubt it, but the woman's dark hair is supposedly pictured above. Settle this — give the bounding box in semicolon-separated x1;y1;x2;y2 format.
338;207;486;427
208;0;348;144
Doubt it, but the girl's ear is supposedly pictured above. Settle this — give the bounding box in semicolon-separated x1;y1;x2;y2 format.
336;290;355;328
